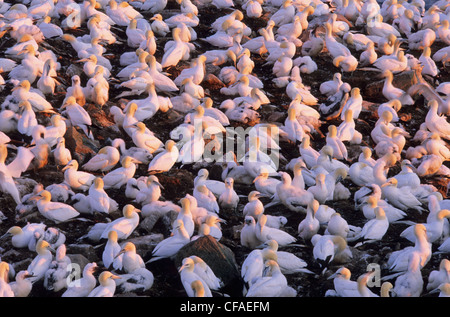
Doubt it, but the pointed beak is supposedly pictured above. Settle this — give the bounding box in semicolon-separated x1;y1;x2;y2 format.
381;182;391;188
115;249;125;259
29;194;42;201
252;176;261;183
178;264;187;273
131;158;142;165
61;164;71;171
327;272;338;280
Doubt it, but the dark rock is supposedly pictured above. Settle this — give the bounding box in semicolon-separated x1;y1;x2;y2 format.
266;111;286;123
157;169;195;202
67;254;91;272
66;244;98;262
202;74;226;91
159;210;179;236
64;126;100;163
85;103;117;130
65;64;84;79
126;234;164;256
205;63;221;76
173;235;244;297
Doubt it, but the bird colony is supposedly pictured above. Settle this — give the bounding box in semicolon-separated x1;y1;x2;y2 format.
0;0;449;298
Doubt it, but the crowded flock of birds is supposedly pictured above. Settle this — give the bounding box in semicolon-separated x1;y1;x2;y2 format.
0;0;449;298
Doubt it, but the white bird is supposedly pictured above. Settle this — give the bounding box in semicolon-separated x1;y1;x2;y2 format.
256;214;296;246
37;58;59;95
88;271;120;297
324;212;350;239
147;140;179;174
111;138;153;165
4;223;46;251
274;171;314;212
246;260;295;297
189;255;222;290
337;109;363;144
60;97;93;139
148;14;169;37
102;230;123;271
299;136;320;169
241;247;276;286
327;267;360;297
62;159;96;191
34;190;80;224
16;100;37;137
360;41;378;66
348;207;390;243
178;257;213;297
392;251;424;297
176;198;195;238
360;194;406;223
194;185;220;214
320;73;346;97
387;224;431;272
381;70;415;105
52;137;72;167
218;177;239;211
282;107;306;143
270;0;296;26
27;240;54;284
298;199;320;240
307;173;331;204
148;219;191;263
194;169;226;198
381;178;425;213
43;244;71;292
128;122;163;155
88;177;117;215
426;258;450;294
242;190;264;219
62;262;98;297
325;125;348;161
115;242;145;273
240;215;263;249
264;239;312;275
102;156;140;190
82;146;120;173
9;270;33;297
425;100;450;140
420;46;439;77
400;209;450;244
107;0;142;26
161;27;193;68
0;262;14;297
100;204;141;241
311;234;352;268
252;168;280;198
135;175;163;206
341;87;363;121
408;28;436;51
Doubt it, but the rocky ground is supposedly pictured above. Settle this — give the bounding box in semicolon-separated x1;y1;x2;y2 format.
0;0;449;298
